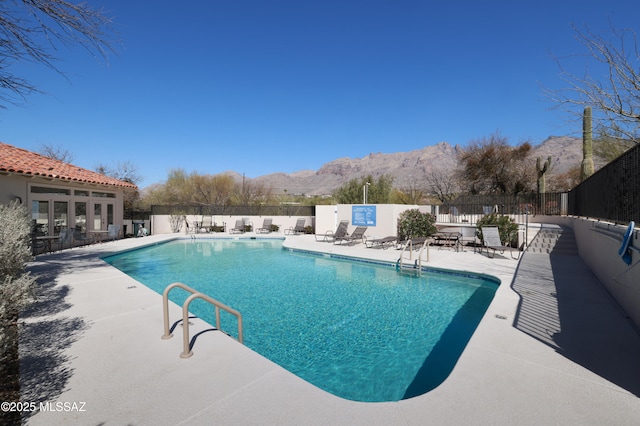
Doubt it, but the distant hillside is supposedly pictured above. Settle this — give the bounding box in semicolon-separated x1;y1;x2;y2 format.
247;136;590;195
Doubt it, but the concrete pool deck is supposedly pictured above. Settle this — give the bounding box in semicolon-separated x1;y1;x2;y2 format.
20;227;640;425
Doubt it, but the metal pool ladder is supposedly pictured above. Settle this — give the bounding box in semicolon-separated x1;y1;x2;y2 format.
397;238;430;275
161;282;244;358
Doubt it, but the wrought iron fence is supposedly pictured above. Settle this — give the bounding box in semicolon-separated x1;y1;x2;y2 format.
150;204;315;217
437;193;567;224
148;143;639;228
124;209;151;220
568;143;640;224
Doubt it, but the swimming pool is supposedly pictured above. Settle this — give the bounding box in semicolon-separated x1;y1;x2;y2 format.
103;238;499;402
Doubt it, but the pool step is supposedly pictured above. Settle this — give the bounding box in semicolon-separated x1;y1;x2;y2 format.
527;227;578;255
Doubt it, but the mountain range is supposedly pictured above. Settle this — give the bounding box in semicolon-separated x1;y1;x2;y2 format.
232;136;592;196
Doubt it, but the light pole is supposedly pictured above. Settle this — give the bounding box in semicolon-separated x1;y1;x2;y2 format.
363;182;370;204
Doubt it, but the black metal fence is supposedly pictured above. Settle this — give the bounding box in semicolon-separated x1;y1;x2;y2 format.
438;193;566;224
568;143;640;224
147;143;639;226
150;204;315;217
124;209;151;221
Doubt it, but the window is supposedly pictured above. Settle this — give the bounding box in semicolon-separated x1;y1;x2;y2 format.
53;201;68;234
31;200;49;235
31;186;71;195
92;191;116;198
75;202;87;232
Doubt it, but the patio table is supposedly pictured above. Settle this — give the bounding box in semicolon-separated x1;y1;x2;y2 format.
89;230;109;243
432;231;462;252
35;235;59;254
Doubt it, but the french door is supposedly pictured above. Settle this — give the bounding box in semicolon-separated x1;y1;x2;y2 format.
31;200;68;236
92;202;114;231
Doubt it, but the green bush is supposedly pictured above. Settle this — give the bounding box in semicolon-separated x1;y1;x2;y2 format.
476;214;519;247
397;209;437;241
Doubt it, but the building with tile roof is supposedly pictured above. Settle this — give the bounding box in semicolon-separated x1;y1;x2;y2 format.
1;141;137;239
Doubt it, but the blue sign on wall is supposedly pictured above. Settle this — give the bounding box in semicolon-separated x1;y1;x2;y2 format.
352;205;376;226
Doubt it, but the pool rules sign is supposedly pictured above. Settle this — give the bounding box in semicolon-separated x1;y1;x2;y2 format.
352;205;376;226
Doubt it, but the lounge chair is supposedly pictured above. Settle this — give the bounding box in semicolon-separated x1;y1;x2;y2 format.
229;219;245;234
365;235;397;249
315;220;349;242
334;226;367;245
285;218;306;235
199;216;212;233
256;218;273;234
459;226;480;252
396;236;429;251
480;226;520;259
107;224;121;241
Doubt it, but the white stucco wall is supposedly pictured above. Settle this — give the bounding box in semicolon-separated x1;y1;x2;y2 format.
319;204;426;238
152;204;429;238
533;215;640;329
151;215;315;235
1;174;127;235
0;174;28;205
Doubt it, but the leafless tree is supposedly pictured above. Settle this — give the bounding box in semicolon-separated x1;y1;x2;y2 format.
0;0;117;106
426;170;458;203
37;143;74;163
546;24;640;144
95;161;142;212
95;160;142;185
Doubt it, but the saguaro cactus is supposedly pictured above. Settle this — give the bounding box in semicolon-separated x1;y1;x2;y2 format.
536;156;552;194
537;155;552;215
581;106;595;181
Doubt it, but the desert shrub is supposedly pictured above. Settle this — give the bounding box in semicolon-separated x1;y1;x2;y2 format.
0;202;36;317
397;209;437;241
0;202;36;408
476;213;519;246
169;214;184;233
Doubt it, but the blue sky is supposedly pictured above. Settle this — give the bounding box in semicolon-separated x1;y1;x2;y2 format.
1;0;637;187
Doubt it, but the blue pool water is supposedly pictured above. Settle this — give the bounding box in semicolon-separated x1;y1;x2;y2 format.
103;239;499;402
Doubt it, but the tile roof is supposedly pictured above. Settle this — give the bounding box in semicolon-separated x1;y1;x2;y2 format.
0;142;138;189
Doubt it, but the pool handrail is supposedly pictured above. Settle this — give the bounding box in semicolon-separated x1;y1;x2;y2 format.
398;238;430;273
161;282;244;358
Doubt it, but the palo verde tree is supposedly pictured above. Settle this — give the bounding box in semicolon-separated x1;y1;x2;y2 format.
456;132;534;195
0;0;117;107
142;169;275;208
332;174;394;204
547;24;640;148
